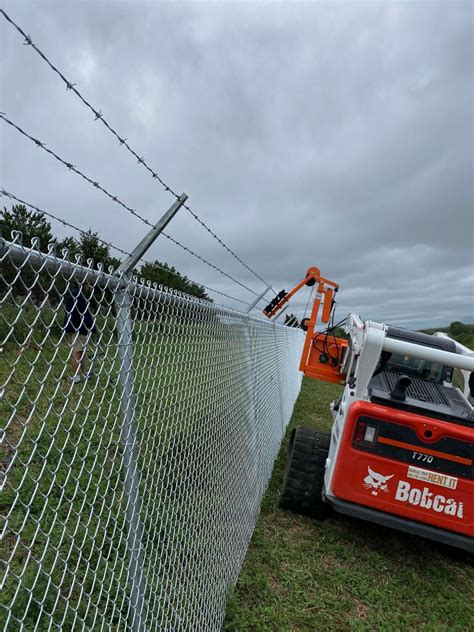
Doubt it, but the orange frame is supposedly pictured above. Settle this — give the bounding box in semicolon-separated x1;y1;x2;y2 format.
264;266;348;385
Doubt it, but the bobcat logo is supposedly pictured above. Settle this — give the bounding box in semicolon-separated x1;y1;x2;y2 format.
363;467;394;496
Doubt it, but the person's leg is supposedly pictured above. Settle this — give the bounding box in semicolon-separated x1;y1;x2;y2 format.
77;335;87;375
73;349;82;372
70;334;86;382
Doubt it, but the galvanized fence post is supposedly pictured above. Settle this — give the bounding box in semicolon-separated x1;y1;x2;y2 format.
243;317;259;487
115;285;147;631
267;295;288;432
113;194;187;631
272;322;286;436
245;284;271;314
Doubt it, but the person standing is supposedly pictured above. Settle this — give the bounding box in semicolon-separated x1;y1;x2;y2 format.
63;281;96;384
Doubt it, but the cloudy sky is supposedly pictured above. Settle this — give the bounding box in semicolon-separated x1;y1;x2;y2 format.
1;0;472;328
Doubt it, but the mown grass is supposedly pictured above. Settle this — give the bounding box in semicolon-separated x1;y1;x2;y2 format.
224;378;474;631
0;314;255;630
1;298;294;630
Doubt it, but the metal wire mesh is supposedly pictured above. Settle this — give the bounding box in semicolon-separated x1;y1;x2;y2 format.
0;235;303;631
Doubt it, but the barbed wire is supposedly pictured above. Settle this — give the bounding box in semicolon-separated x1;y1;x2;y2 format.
0;8;275;293
0;187;131;258
161;232;259;296
181;205;273;291
0;188;248;305
0;113;259;297
0;113;154;228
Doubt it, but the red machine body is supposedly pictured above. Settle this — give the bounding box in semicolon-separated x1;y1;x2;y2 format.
331;401;473;537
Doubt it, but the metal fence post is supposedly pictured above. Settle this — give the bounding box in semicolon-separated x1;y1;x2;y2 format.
115;286;147;632
272;323;285;436
245;284;271;314
114;194;187;631
243;317;258;487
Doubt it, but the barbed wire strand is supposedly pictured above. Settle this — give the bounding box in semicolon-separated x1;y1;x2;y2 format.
0;114;259;297
160;233;259;296
0;8;275;294
0;188;248;306
0;113;154;228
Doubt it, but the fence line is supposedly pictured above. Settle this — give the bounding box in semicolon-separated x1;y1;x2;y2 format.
0;235;303;630
0;189;249;307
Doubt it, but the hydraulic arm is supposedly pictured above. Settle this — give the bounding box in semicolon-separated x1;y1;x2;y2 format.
262;267;348;384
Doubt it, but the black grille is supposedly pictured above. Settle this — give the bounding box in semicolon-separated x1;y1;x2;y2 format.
383;371;450;406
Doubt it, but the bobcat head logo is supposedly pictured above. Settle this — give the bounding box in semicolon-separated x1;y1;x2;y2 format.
363;467;394;496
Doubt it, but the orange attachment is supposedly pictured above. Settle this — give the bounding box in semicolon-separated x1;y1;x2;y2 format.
262;266;337;320
300;334;348;384
321;288;334;323
263;264;347;386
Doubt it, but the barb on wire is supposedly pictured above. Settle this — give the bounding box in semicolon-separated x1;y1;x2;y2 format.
0;189;248;306
0;113;154;228
0;8;274;292
162;232;259;297
182;202;275;291
1;113;262;298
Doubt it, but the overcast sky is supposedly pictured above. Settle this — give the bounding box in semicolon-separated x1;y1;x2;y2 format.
1;0;472;328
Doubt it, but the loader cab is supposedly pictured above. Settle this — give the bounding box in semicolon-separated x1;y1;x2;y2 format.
384;352;445;382
383;327;455;383
369;327;474;427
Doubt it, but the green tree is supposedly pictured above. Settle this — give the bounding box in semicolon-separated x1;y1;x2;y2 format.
449;321;468;336
1;205;57;303
56;236;81;260
1;204;54;250
78;231;121;271
139;260;210;300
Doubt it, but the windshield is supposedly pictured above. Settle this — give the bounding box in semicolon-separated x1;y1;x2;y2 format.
386;353;445;383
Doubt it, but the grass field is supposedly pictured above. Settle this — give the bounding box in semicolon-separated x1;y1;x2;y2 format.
0;311;301;630
0;326;251;630
224;378;474;631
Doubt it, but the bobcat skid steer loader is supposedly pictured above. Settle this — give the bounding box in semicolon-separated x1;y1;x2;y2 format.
263;267;474;552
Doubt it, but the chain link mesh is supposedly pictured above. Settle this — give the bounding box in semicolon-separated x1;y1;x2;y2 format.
0;235;303;631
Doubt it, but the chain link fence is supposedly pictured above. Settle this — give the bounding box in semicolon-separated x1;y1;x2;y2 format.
0;234;303;631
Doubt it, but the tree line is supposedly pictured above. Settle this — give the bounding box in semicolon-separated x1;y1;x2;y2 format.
1;204;210;301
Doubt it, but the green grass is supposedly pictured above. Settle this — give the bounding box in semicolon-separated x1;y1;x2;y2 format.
224;378;474;632
0;317;254;630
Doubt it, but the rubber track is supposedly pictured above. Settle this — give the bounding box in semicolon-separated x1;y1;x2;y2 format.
280;426;331;518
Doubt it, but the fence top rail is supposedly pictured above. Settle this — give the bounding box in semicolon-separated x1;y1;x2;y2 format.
0;234;298;328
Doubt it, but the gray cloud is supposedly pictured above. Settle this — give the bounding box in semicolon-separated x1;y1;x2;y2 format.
1;0;472;328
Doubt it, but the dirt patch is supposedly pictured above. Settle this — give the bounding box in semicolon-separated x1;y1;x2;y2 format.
279;522;310;543
353;598;370;621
